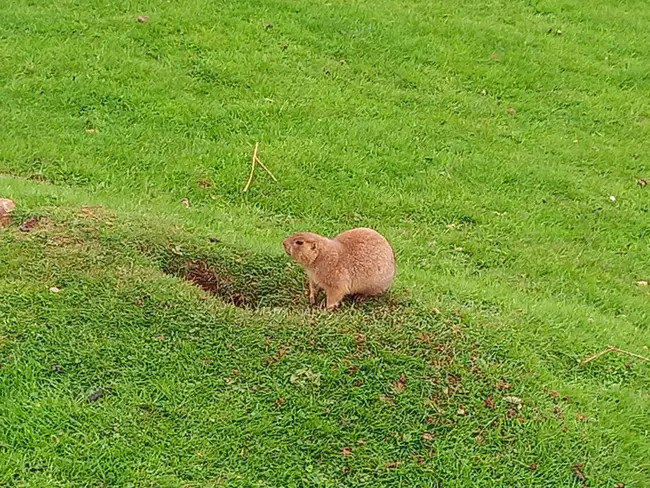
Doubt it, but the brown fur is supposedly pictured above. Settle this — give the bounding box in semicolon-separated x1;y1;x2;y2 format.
283;228;396;309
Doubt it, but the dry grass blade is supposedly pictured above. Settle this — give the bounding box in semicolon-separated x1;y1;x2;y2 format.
582;345;650;365
255;155;278;182
581;348;613;365
243;143;277;191
608;345;650;362
243;142;259;192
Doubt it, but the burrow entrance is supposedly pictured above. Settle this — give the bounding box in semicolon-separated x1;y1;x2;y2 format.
161;247;306;309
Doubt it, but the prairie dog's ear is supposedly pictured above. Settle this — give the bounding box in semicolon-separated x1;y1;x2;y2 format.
310;242;317;251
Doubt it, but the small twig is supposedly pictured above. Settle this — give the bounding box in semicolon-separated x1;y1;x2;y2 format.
243;142;259;192
582;345;650;365
581;348;613;365
255;155;278;182
608;345;650;362
243;143;277;191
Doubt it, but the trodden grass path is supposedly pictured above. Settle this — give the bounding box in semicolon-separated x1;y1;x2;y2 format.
1;0;649;486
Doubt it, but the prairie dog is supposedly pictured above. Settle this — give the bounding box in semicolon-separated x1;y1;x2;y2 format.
283;227;395;309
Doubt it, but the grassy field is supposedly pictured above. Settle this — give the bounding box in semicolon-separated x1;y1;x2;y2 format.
1;0;649;486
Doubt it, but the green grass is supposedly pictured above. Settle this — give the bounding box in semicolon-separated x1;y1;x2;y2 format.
1;0;649;485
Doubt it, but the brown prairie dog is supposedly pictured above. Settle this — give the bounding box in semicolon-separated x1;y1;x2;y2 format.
283;227;396;309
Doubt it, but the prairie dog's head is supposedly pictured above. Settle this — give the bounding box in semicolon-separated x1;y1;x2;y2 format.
283;232;322;266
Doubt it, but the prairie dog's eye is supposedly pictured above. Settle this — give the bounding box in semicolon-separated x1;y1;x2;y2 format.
295;240;304;245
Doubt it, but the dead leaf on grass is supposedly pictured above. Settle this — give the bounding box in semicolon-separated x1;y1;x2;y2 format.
380;395;395;405
484;396;496;409
529;463;539;471
506;107;517;115
457;407;468;416
497;379;512;391
85;128;98;133
181;199;191;208
289;368;321;387
355;333;366;353
347;365;359;375
636;280;648;287
265;345;289;366
137;15;149;23
422;432;436;441
637;178;647;187
49;287;61;293
385;461;401;469
504;396;523;405
393;374;407;393
341;447;352;457
571;462;587;482
418;332;432;344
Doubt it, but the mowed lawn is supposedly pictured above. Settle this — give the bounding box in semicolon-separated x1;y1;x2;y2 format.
1;0;650;486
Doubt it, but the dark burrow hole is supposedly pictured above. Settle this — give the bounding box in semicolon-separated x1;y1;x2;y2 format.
161;249;305;309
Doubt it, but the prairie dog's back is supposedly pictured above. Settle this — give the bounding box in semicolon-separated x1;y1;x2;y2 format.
333;228;395;295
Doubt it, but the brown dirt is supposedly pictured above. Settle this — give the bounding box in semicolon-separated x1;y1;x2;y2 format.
176;258;251;308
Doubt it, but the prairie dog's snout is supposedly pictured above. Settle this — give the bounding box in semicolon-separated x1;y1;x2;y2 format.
283;228;395;310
